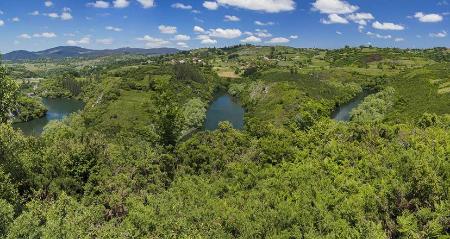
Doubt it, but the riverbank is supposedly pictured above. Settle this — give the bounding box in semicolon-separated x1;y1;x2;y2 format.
13;96;48;123
13;98;85;135
331;89;376;121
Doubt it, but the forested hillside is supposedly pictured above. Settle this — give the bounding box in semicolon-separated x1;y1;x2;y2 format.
0;46;449;238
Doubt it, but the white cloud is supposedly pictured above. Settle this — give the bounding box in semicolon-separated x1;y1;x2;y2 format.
255;21;274;26
241;36;262;43
414;12;443;23
12;17;20;22
137;35;170;47
336;31;343;35
266;37;290;44
321;14;349;24
347;12;374;25
96;38;114;44
194;26;206;33
61;12;73;20
429;30;447;38
209;28;242;39
19;32;60;39
216;0;295;13
173;34;191;41
201;38;217;44
0;20;3;27
394;37;404;42
67;37;91;46
18;34;31;39
255;29;272;38
87;1;110;8
196;34;218;45
45;9;72;21
177;42;189;48
106;26;123;32
45;1;53;7
203;1;219;10
366;31;391;39
172;3;192;10
47;12;59;18
372;21;404;30
159;25;177;34
225;15;240;22
114;0;130;8
290;35;299;39
33;32;57;38
312;0;358;14
197;34;211;40
358;25;364;32
137;0;155;8
30;11;40;16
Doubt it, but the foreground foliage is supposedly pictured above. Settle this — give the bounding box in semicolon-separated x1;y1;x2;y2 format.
1;46;450;238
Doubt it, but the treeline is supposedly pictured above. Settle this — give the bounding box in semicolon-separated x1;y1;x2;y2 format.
38;76;86;98
13;97;47;122
350;87;396;123
61;78;85;96
424;47;450;62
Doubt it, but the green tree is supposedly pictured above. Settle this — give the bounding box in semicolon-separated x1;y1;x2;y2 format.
7;193;104;239
0;61;19;123
417;113;439;128
154;90;183;146
0;199;14;237
182;98;207;131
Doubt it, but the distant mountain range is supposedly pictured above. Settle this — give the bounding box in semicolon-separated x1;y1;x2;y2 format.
2;46;180;61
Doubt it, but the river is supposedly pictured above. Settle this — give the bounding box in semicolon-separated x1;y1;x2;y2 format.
332;91;373;122
13;98;85;136
204;94;244;130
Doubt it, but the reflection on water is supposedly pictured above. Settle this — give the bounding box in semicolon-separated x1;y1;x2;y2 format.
204;94;244;130
332;91;372;122
13;98;84;136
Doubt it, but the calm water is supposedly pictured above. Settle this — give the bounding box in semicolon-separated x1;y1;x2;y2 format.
13;98;85;136
332;91;372;121
204;94;244;130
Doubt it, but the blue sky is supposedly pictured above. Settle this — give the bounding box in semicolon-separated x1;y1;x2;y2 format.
0;0;449;53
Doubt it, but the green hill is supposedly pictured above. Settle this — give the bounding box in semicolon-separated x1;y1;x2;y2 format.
0;46;449;238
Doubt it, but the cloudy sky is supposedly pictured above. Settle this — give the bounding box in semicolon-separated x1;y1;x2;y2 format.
0;0;449;52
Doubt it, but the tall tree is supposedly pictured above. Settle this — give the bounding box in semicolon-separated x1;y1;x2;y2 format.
154;90;183;146
0;58;19;123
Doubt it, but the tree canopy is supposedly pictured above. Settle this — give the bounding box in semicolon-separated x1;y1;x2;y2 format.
0;46;449;238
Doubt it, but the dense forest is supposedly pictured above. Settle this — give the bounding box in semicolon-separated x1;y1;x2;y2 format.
0;46;450;238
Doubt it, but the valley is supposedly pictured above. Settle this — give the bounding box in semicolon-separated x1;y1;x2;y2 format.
0;45;450;238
